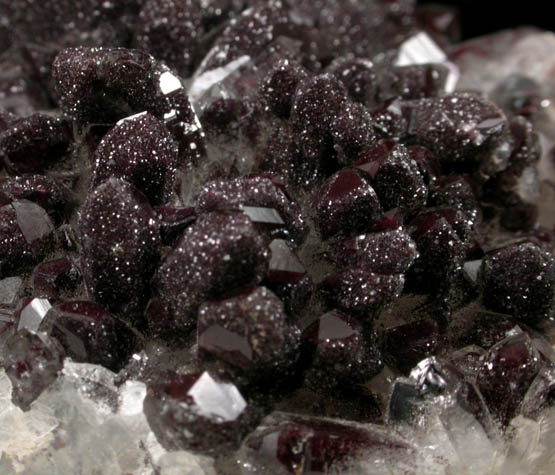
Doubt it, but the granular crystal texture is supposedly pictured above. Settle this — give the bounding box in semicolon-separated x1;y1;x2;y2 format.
321;266;404;320
406;92;506;165
330;102;377;166
197;286;301;388
196;174;308;244
313;169;383;240
291;73;348;162
355;141;428;215
91;112;180;205
301;311;383;392
52;47;157;125
136;0;203;77
333;228;418;274
260;58;309;119
479;242;555;324
0;113;72;174
151;211;268;339
79;178;161;319
0;329;64;411
143;371;260;454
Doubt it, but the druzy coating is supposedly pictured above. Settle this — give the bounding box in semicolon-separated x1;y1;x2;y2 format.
0;114;72;174
152;212;268;338
301;311;383;391
197;286;301;385
480;242;555;324
314;169;383;240
79;178;161;318
91;112;180;205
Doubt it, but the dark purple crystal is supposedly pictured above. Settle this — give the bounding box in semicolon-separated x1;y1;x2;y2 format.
479;242;555;324
406;92;506;166
151;211;268;339
0;113;72;174
91;112;180;205
197;286;300;387
355;141;427;215
320;265;404;320
196;174;308;244
384;319;440;374
241;412;414;474
301;311;383;391
79;178;161;319
143;371;260;454
313;169;383;240
478;332;545;426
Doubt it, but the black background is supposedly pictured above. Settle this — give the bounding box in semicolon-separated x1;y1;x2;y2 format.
419;1;554;39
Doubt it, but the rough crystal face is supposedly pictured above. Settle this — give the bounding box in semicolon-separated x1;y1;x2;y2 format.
313;169;383;240
333;228;418;274
196;174;308;244
39;301;137;372
355;141;428;215
152;212;268;339
136;0;203;77
197;286;301;387
260;58;309;119
301;311;383;392
406;92;506;165
320;266;404;320
0;175;72;222
406;212;467;294
79;178;161;319
52;47;158;125
239;412;414;474
291;73;348;161
154;204;196;245
329;57;378;106
32;257;81;299
0;200;54;277
0;277;22;306
0;329;64;410
143;371;260;454
479;242;555;324
91;112;180;205
0;114;72;174
331;101;378;166
432;174;481;225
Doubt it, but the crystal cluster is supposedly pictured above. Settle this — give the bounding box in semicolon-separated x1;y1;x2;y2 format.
1;1;555;474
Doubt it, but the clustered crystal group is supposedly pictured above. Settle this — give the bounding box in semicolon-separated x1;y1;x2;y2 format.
1;1;554;474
